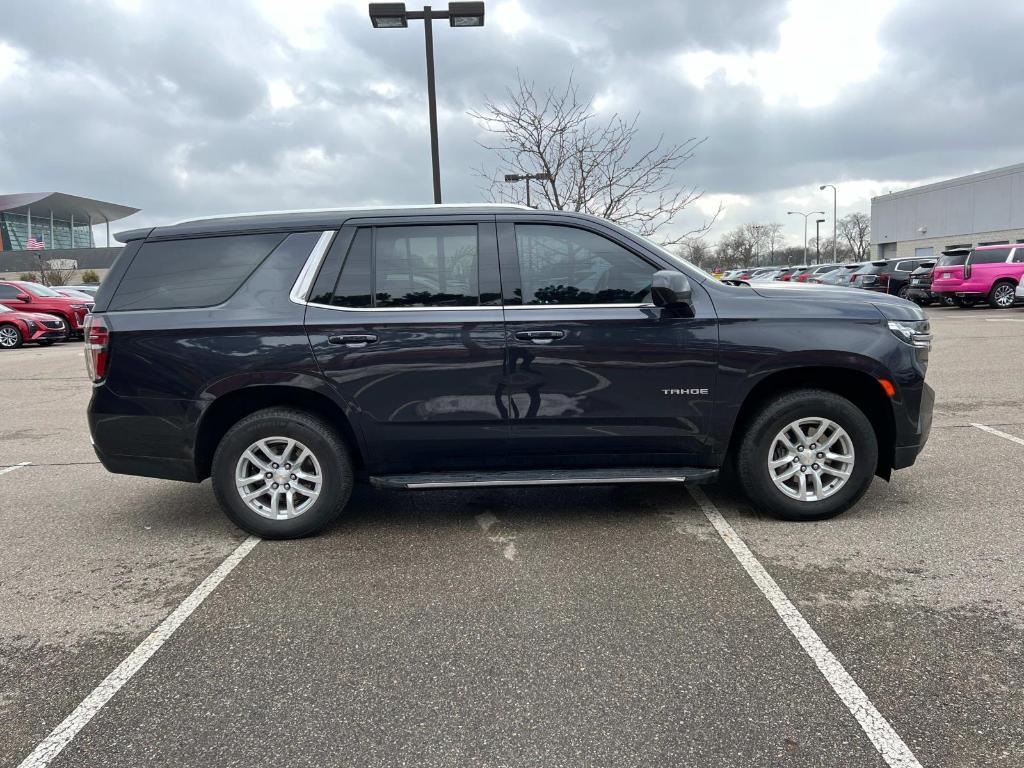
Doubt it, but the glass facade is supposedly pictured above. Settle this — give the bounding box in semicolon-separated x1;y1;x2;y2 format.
1;211;94;250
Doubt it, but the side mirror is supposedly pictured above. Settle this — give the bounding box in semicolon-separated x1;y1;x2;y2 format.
651;270;693;309
15;293;31;303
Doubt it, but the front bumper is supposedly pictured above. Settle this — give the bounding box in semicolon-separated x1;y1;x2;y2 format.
892;382;934;469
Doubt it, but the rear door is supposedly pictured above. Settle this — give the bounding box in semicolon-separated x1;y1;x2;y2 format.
303;216;509;474
496;216;718;464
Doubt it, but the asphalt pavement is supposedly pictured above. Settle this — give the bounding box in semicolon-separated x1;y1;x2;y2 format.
1;305;1022;767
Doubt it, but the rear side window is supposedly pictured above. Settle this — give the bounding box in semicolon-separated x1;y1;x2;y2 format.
375;225;479;307
969;248;1012;265
109;233;286;310
330;228;373;308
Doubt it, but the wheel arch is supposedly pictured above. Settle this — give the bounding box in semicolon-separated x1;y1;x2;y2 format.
193;384;364;481
726;366;896;479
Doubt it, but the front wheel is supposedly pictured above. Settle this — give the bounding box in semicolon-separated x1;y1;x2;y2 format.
211;408;354;539
736;389;878;521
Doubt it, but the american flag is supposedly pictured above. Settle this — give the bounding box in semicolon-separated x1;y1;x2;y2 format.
26;237;45;250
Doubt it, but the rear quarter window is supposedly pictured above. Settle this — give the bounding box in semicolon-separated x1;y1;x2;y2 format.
108;233;286;311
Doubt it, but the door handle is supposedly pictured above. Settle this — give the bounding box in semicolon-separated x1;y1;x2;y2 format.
328;334;378;347
514;329;566;344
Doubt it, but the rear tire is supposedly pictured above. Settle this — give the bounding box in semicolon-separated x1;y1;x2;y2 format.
897;284;910;299
988;280;1016;309
211;407;353;539
736;389;878;521
0;323;23;349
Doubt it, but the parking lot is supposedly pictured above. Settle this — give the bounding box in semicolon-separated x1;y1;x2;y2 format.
1;305;1022;767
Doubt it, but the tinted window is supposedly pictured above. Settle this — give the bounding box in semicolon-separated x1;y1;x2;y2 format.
969;248;1012;265
330;228;373;308
109;233;286;310
894;260;916;272
515;224;655;305
937;251;969;267
374;225;479;307
1014;248;1024;264
0;284;22;299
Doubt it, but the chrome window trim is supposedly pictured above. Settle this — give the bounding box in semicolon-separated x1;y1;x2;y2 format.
304;301;499;312
506;302;655;310
289;230;337;306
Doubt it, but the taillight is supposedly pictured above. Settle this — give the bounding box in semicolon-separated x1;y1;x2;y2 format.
963;264;972;279
878;272;890;285
85;313;110;383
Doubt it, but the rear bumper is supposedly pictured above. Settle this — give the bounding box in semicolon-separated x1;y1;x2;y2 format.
92;441;198;482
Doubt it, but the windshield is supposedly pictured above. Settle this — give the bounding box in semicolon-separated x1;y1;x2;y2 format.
21;282;64;297
854;263;887;274
0;304;11;313
936;252;969;267
642;237;715;281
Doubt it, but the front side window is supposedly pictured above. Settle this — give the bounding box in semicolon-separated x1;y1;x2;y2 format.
969;248;1012;265
374;225;479;307
0;284;21;299
514;224;655;305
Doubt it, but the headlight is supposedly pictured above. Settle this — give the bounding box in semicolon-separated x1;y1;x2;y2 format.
71;303;88;309
887;320;932;349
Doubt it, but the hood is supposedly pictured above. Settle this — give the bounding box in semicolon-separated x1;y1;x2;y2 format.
749;281;925;320
0;309;65;323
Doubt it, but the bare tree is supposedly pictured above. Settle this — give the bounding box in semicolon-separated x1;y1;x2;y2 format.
676;237;714;270
35;257;77;287
838;212;871;261
470;74;719;245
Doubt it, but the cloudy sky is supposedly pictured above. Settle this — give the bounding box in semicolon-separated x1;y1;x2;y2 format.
1;0;1022;246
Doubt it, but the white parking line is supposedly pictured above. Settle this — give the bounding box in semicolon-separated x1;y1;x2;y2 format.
16;536;260;768
984;318;1024;322
686;487;922;768
0;461;31;476
970;422;1024;447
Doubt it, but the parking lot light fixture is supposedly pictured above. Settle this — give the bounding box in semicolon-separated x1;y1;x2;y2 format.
788;210;826;264
368;3;486;204
448;1;484;26
503;171;551;208
369;3;408;27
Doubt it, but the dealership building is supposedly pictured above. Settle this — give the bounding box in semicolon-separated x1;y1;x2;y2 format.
0;192;138;280
871;163;1024;261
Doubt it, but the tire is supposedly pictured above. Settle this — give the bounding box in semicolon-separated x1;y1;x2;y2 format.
211;407;353;539
896;284;910;300
736;389;878;521
988;280;1017;309
0;323;23;349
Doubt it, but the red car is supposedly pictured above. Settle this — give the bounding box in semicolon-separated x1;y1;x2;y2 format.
0;303;69;348
0;280;92;338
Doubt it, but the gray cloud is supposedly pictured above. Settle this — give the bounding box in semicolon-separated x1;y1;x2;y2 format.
0;0;1021;246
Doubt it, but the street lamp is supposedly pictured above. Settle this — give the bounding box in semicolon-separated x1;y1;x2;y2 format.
369;3;485;203
503;172;551;208
814;217;826;264
787;210;825;264
819;184;837;262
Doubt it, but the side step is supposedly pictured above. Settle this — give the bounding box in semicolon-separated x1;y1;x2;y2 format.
370;467;719;490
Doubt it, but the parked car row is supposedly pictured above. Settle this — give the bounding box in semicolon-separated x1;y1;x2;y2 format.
0;280;96;349
718;244;1023;310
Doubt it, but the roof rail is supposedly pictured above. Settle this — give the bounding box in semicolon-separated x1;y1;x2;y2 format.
171;203;532;226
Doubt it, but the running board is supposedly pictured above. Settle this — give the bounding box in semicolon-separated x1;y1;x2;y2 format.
370;467;718;490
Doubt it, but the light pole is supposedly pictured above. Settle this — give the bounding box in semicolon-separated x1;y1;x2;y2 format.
814;217;826;264
819;184;837;262
787;210;825;264
504;172;551;208
751;224;766;266
369;3;485;204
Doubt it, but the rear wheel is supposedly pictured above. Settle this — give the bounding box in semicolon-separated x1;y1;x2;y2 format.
211;408;353;539
0;323;23;349
988;281;1016;309
736;389;878;521
896;284;911;299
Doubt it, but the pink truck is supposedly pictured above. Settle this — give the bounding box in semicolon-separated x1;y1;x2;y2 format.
931;244;1024;308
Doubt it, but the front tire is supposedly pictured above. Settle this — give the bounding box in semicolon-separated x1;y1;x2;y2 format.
211;408;353;539
0;323;23;349
988;281;1016;309
736;389;878;521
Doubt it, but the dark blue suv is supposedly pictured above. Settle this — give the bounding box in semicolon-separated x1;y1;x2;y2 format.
86;206;933;538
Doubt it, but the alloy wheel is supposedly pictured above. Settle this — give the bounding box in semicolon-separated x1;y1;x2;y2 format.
235;437;323;520
994;284;1015;307
768;417;855;502
0;326;20;348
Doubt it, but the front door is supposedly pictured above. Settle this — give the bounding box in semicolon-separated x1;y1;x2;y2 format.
305;219;508;473
497;218;718;465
